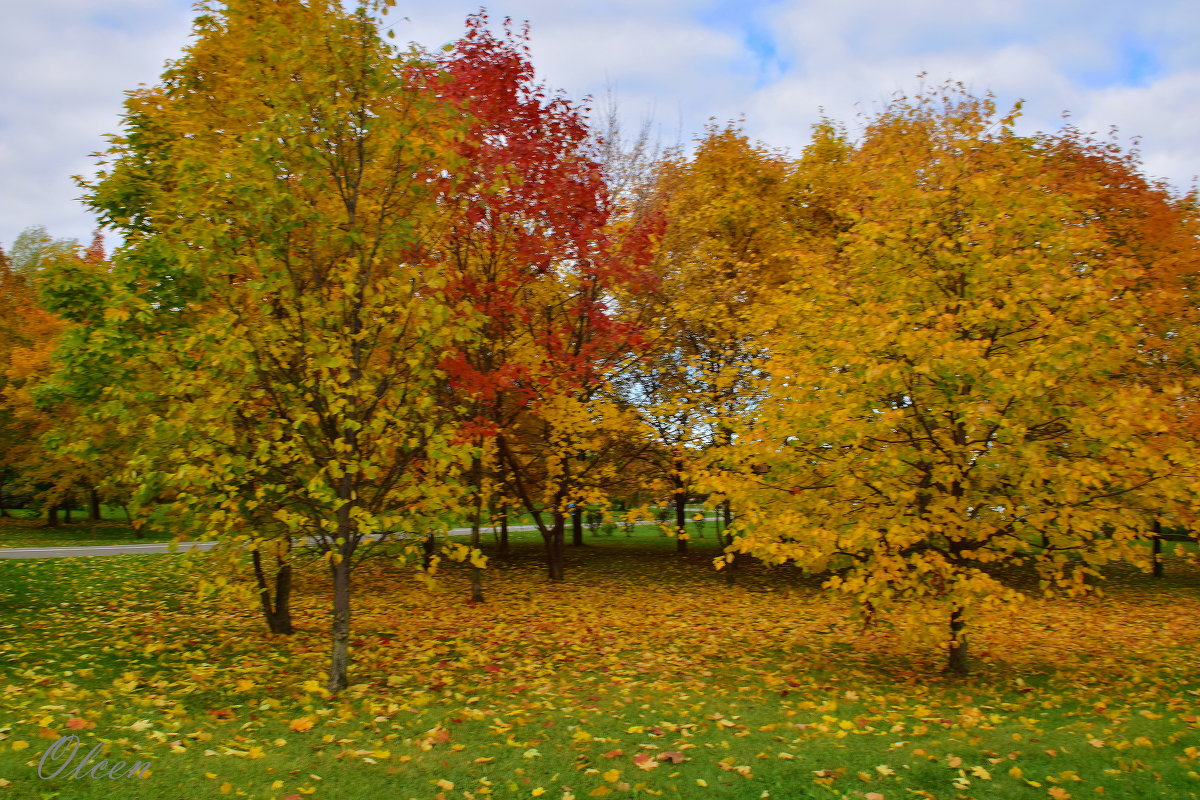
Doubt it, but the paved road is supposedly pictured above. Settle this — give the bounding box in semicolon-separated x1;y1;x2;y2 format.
0;526;531;559
0;540;223;559
0;519;718;559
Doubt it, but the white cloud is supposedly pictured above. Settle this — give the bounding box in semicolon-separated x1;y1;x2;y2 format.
0;0;195;248
738;0;1199;193
1079;71;1200;188
2;0;1196;250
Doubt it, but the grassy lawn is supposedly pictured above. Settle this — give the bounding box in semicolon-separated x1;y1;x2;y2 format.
0;506;694;549
0;507;174;548
0;529;1198;800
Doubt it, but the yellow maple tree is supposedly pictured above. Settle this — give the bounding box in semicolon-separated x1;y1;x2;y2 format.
717;85;1200;673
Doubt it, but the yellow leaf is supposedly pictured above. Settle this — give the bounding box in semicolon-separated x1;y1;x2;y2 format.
290;717;315;732
602;769;620;783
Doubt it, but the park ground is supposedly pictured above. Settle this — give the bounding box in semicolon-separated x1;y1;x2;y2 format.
0;521;1198;800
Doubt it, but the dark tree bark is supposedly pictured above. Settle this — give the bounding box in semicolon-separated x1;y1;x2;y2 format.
327;473;357;694
947;606;969;675
545;511;566;581
251;548;295;634
469;455;485;603
88;487;102;521
722;499;736;585
328;554;351;693
498;504;509;558
673;461;687;553
121;504;144;539
496;434;568;581
45;504;59;528
422;533;436;571
1152;519;1164;579
571;505;584;547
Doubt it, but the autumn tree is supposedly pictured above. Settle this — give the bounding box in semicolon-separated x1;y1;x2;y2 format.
1036;126;1200;564
432;15;650;583
718;85;1200;674
8;226;77;279
0;246;25;517
631;125;798;560
0;233;106;527
59;0;477;691
34;234;163;537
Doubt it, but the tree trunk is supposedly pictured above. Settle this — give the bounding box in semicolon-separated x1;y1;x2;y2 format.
422;533;436;571
251;548;295;634
63;501;72;525
498;505;509;558
121;505;144;539
327;474;357;694
545;512;566;581
0;482;8;518
674;467;687;553
947;606;969;675
1152;520;1164;579
88;487;102;521
45;504;59;528
328;554;351;693
722;499;736;585
469;526;485;602
571;506;584;547
468;453;485;603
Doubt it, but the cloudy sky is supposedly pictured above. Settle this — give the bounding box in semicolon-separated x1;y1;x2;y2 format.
3;0;1197;250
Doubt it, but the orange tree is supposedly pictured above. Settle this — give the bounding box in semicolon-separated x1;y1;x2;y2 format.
1037;126;1200;554
716;85;1200;673
0;236;90;524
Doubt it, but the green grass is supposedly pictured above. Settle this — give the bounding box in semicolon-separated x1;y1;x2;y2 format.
1;531;1198;799
0;504;178;548
0;503;704;549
